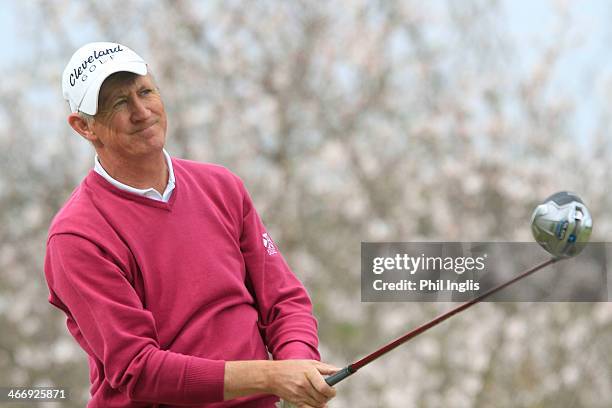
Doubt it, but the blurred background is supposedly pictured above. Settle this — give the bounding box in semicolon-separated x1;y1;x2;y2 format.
1;0;611;407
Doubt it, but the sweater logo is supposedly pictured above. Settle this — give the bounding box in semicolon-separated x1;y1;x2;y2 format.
262;232;277;256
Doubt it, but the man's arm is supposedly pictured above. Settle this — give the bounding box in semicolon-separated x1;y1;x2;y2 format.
234;178;339;406
45;234;226;405
238;180;321;360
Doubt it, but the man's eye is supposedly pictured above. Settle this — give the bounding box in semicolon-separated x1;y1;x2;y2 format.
113;99;127;109
140;89;153;95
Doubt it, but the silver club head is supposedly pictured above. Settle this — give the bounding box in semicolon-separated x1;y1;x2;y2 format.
530;192;593;259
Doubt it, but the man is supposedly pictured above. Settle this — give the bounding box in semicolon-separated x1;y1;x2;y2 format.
44;42;337;408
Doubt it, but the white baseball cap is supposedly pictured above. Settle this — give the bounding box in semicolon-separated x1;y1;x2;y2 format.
62;42;147;115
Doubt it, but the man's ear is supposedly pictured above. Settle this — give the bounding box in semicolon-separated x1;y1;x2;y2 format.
67;113;98;143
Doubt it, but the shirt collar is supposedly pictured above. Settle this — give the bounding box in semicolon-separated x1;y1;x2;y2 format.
93;149;176;202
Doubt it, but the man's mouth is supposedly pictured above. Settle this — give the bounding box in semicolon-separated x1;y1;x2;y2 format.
133;121;157;134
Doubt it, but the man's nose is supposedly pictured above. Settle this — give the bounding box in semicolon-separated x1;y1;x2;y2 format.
130;97;151;121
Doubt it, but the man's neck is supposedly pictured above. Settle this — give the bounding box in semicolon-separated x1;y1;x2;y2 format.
96;150;169;194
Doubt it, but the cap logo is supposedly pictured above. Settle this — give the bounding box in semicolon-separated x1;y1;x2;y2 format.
69;44;125;87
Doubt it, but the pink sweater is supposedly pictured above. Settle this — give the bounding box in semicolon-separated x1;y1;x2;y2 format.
44;158;320;407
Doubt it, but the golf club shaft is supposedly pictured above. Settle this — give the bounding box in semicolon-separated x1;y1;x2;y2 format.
325;257;557;386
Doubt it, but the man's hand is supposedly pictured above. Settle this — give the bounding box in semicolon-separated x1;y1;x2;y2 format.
266;360;338;408
224;360;339;408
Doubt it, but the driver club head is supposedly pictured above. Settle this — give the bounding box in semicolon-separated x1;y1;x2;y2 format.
530;191;593;259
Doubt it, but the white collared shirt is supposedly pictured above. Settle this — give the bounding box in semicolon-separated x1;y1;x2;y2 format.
94;149;176;202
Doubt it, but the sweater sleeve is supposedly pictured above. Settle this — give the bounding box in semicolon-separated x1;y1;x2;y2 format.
44;234;225;405
238;183;321;361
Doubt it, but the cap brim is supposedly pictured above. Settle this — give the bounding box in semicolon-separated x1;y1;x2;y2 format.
77;61;148;115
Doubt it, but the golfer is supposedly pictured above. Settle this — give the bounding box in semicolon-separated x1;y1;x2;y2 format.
44;42;337;408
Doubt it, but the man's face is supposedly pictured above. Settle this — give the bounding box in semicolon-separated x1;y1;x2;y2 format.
91;73;167;159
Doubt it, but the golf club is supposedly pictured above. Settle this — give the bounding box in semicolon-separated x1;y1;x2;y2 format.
325;191;593;386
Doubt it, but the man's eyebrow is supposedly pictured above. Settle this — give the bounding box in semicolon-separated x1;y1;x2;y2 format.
138;84;155;91
106;84;150;100
107;90;129;101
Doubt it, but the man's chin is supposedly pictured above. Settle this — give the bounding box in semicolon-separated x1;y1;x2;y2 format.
131;135;166;155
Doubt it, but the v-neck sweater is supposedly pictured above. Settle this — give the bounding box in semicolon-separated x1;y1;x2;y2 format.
44;158;319;407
